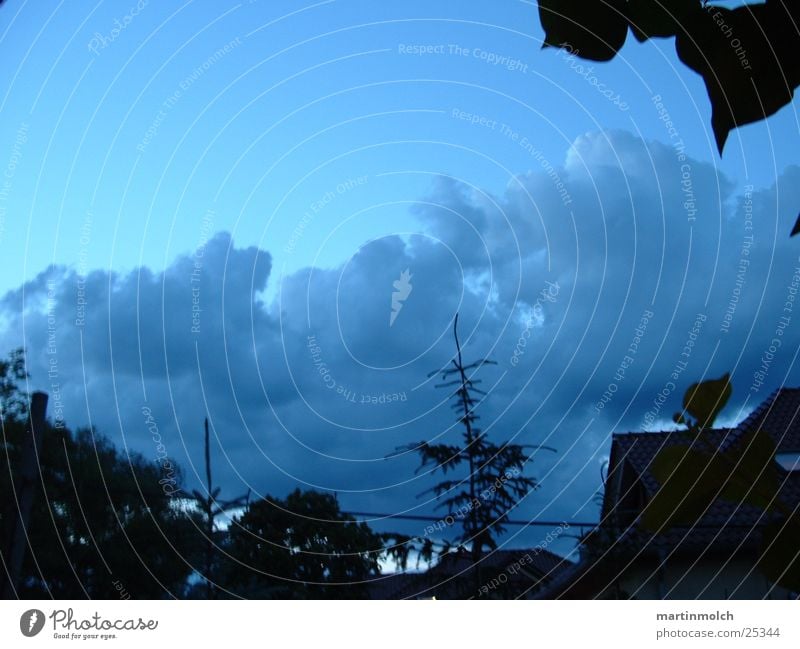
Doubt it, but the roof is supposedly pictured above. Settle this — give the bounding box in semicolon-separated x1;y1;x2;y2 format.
433;547;568;576
364;573;423;600
603;388;800;526
736;387;800;450
367;547;574;599
536;388;800;598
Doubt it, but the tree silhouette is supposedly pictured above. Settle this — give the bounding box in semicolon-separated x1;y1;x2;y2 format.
1;350;200;598
396;314;554;594
0;348;28;420
221;489;384;598
2;422;200;598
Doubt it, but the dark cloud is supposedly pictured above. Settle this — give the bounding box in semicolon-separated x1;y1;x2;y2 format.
4;131;800;551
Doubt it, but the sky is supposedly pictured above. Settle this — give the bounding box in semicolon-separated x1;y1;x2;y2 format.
2;0;800;560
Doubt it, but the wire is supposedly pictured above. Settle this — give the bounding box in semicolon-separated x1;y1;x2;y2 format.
341;510;593;528
341;511;774;530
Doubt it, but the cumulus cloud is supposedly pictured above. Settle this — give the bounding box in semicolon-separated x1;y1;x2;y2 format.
3;130;800;550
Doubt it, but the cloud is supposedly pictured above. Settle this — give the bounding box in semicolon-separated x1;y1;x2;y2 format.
3;130;800;551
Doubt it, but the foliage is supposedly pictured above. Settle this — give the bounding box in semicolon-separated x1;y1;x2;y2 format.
537;1;800;157
0;347;29;421
222;489;384;598
639;374;800;592
2;421;200;598
2;350;401;599
1;349;200;598
397;315;553;567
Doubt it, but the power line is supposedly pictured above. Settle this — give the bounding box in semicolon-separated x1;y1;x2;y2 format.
341;510;595;528
341;511;775;531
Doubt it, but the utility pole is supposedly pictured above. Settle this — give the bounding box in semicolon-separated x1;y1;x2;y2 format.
190;417;249;599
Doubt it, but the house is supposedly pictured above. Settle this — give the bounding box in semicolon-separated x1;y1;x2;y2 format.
538;387;800;599
368;547;574;599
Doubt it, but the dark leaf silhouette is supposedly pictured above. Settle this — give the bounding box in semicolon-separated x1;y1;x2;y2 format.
627;0;699;41
639;376;799;591
680;372;731;430
539;0;628;60
675;2;800;153
791;212;800;237
715;427;781;511
641;428;781;531
537;1;800;155
641;444;730;531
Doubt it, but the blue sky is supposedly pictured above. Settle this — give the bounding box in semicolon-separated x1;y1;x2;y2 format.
2;0;800;558
2;0;797;289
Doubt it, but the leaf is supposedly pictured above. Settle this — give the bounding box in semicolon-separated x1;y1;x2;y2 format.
682;373;731;430
675;3;800;153
641;445;727;531
641;428;782;533
539;0;628;61
718;428;781;512
625;0;701;42
791;213;800;237
536;1;800;164
758;512;800;593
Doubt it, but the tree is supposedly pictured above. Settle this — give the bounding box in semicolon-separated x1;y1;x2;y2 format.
0;347;28;420
221;489;385;598
5;424;201;598
0;347;32;597
1;351;200;598
537;1;800;232
396;314;554;594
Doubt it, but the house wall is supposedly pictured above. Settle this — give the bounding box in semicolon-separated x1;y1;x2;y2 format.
618;558;795;599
